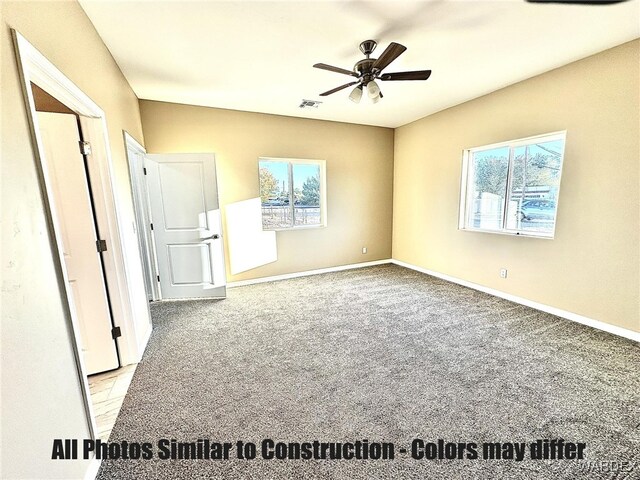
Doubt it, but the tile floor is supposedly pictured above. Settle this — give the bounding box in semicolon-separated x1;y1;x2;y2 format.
88;364;137;440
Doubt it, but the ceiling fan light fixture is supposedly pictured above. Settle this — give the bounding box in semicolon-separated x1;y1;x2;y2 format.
367;80;381;98
313;40;430;104
349;85;363;103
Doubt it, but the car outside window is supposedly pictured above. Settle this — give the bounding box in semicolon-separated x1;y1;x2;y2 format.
259;158;327;230
459;132;566;238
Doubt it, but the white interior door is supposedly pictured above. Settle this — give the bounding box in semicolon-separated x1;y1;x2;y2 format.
37;112;119;374
145;153;226;299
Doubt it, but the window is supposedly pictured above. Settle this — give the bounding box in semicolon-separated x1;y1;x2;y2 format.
259;158;326;230
459;132;566;238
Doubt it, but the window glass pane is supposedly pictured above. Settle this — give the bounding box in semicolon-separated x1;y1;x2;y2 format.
505;140;563;235
466;147;509;231
259;160;292;229
293;163;321;227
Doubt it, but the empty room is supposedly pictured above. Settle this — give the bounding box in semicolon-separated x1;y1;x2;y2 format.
1;1;639;479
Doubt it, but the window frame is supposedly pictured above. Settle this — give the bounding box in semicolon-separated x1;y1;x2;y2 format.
258;157;327;231
458;131;566;239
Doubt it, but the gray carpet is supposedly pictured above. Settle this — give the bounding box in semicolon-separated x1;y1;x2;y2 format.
97;265;639;479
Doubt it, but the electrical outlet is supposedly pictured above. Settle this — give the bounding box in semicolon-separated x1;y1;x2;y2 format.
362;247;367;254
500;268;508;279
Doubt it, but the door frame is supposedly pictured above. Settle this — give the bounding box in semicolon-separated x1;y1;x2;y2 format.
123;132;162;301
12;30;150;439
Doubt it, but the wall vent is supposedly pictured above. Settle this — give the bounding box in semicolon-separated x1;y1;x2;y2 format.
299;99;322;109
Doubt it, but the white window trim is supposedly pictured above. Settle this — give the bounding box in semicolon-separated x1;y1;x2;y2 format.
459;131;567;239
259;157;327;231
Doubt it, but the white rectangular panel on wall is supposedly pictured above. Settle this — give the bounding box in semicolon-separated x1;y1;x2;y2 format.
225;197;277;275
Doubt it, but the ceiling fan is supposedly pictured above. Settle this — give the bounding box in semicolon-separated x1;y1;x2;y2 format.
313;40;431;104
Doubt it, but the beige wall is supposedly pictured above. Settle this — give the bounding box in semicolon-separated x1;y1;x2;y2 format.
139;100;395;282
393;40;640;333
1;1;144;478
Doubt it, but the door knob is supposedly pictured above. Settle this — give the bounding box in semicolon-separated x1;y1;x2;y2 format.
202;234;220;240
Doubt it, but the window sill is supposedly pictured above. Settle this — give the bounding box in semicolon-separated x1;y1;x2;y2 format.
264;224;327;232
459;227;555;240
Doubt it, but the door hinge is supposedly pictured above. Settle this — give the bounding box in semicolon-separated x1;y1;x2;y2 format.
96;239;107;252
111;326;122;339
143;167;147;175
150;223;154;231
79;141;92;156
157;275;160;282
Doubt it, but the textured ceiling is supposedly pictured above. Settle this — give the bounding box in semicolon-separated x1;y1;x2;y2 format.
79;0;640;128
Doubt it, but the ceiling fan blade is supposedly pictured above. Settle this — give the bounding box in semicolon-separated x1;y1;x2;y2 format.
319;82;358;96
313;63;358;77
380;70;432;81
372;42;407;71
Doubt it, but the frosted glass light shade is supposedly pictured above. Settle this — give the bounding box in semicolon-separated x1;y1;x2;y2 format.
367;80;381;98
349;85;363;103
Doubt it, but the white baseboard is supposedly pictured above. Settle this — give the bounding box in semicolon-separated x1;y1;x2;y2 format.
225;257;637;342
392;259;639;343
227;259;392;288
84;456;101;480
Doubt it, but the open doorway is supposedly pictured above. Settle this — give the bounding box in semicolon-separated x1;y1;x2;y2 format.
31;86;131;440
13;30;152;443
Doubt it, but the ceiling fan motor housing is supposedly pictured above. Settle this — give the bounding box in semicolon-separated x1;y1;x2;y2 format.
354;58;377;81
